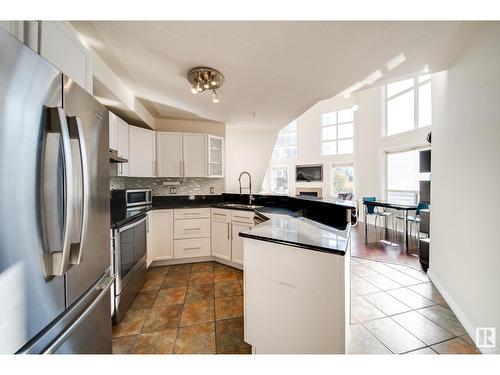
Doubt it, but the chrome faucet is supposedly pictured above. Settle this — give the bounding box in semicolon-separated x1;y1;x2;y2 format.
238;171;255;204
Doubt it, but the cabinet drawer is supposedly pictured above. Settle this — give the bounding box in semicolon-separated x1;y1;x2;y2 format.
174;218;210;239
174;208;210;219
174;238;211;259
211;208;231;221
231;210;255;224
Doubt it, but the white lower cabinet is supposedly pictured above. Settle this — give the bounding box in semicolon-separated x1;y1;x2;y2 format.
152;209;173;261
174;238;211;259
231;222;253;265
147;207;254;266
211;219;231;261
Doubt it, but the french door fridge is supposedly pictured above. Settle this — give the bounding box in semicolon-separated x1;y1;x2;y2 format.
0;28;113;354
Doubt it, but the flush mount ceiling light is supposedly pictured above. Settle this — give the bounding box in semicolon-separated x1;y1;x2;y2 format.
188;67;224;103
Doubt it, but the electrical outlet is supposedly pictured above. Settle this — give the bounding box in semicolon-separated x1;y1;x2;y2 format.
169;187;177;194
210;187;214;194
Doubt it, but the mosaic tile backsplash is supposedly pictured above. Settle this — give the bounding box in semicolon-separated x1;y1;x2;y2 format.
110;176;225;196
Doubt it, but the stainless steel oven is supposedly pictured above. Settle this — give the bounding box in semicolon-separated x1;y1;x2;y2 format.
111;213;147;324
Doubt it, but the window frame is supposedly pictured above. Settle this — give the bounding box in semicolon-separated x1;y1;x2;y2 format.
270;165;289;195
384;146;429;204
331;161;355;197
384;74;432;137
272;120;298;161
321;108;355;156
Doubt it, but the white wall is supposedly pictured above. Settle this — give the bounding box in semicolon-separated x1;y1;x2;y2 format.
225;127;279;194
264;84;431;227
429;23;500;353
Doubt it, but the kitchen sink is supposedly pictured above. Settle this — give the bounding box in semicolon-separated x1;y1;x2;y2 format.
220;203;263;210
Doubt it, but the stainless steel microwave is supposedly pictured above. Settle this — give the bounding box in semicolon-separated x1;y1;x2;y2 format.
111;189;152;208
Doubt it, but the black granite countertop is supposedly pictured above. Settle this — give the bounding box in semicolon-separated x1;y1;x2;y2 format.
239;212;350;255
111;194;356;255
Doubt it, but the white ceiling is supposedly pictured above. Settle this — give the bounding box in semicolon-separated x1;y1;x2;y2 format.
72;21;478;129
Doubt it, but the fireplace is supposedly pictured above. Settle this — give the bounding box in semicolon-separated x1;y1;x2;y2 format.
295;187;322;198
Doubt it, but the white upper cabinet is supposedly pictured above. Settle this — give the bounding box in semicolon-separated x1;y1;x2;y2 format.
109;111;118;151
157;132;183;177
155;131;224;178
128;126;156;177
116;117;129;176
183;133;208;177
208;135;224;178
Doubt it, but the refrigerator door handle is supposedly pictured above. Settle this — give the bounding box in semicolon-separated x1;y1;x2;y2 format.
67;116;89;265
42;107;75;277
42;274;115;354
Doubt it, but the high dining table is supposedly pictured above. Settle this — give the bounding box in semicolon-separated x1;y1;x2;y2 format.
362;200;418;247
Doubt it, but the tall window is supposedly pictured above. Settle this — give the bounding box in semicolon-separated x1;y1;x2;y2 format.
386;150;420;204
321;108;354;155
332;163;354;197
385;74;432;136
273;120;297;160
271;166;289;194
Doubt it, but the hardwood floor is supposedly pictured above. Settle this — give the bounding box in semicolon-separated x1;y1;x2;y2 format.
351;222;424;270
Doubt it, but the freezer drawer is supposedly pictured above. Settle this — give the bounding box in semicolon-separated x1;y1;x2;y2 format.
19;271;114;354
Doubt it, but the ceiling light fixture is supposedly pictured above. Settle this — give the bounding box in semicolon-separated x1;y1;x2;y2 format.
188;67;224;103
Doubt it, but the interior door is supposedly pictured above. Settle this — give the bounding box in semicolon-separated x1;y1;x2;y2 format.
63;75;111;306
0;29;66;353
183;133;208;177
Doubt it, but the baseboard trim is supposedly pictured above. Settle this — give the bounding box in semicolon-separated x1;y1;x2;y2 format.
427;269;488;354
150;256;243;270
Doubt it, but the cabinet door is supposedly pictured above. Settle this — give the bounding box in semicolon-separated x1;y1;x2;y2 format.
116;117;129;176
146;211;154;268
109;111;118;151
183;133;208;177
157;132;183;177
231;222;252;265
153;210;173;261
211;220;231;261
128;126;156;177
208;135;224;177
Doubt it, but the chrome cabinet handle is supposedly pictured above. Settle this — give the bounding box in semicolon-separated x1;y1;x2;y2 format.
42;108;75;277
67;116;88;265
227;222;230;240
184;247;201;251
183;227;201;231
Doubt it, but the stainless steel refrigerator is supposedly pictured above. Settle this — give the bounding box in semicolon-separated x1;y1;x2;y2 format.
0;28;113;354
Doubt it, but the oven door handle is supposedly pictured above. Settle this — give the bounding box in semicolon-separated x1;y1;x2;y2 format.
118;215;147;233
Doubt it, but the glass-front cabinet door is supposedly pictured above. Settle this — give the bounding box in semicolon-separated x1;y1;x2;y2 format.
208;135;224;177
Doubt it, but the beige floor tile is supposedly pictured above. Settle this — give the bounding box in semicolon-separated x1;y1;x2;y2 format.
408;283;447;306
351;274;382;295
387;288;436;309
363;317;426;354
351;296;386;323
391;311;454;345
416;305;466;336
349;324;391;354
431;337;480;354
405;347;437;354
383;271;422;286
364;274;402;291
364;292;412;316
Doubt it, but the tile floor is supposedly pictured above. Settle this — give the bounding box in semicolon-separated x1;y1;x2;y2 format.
112;262;250;354
349;257;480;354
112;258;480;355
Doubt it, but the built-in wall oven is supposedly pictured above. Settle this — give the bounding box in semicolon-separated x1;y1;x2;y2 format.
111;212;148;324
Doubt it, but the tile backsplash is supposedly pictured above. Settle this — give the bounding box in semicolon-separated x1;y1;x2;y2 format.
110;176;225;196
